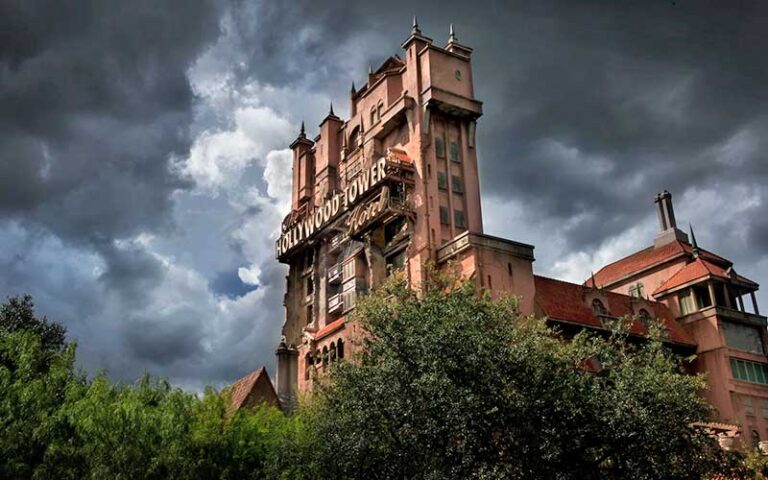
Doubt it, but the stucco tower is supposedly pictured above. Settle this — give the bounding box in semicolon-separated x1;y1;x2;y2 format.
273;20;536;405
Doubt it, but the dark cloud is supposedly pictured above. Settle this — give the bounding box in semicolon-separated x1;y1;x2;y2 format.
1;0;766;388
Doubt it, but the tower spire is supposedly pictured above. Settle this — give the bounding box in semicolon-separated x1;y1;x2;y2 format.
689;224;700;256
350;81;356;94
412;15;421;35
329;102;335;117
299;121;305;137
448;23;457;43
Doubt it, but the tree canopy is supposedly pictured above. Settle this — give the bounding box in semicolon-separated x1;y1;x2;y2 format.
0;283;755;479
294;273;744;480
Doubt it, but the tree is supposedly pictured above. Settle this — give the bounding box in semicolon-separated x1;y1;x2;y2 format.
300;273;744;480
0;295;67;353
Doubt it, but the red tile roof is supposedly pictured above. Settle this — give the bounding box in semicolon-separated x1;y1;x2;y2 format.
226;366;279;414
315;317;345;341
534;275;695;347
587;240;731;288
654;257;759;295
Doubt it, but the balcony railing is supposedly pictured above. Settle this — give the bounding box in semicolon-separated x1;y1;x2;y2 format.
328;263;342;284
328;293;344;314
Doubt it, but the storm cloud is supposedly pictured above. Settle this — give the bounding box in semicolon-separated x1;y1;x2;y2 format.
1;0;766;388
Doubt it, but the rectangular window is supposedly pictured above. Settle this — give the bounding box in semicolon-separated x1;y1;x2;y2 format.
454;210;466;229
437;171;448;190
306;304;313;325
723;321;765;354
435;136;445;158
761;400;768;419
449;142;460;162
451;175;463;194
439;206;450;225
731;358;768;385
306;276;314;295
679;290;695;315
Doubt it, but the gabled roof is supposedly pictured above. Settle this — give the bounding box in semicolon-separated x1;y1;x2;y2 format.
654;257;759;295
225;366;280;415
586;240;731;289
534;275;695;347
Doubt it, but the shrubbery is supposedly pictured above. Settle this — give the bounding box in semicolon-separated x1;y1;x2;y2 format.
0;279;754;479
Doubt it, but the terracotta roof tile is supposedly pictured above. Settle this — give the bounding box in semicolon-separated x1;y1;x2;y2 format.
534;275;695;347
654;258;759;295
587;240;732;288
225;366;279;414
315;317;345;341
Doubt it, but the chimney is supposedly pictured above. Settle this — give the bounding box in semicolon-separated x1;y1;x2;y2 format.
653;190;689;248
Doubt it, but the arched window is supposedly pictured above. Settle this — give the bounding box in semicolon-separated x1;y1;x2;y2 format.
377;101;384;120
752;429;761;449
322;346;329;366
315;350;321;367
330;342;337;362
337;338;345;360
370;107;376;126
349;126;362;149
638;309;652;328
592;299;607;316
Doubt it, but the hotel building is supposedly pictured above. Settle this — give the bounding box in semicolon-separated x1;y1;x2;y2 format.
265;19;767;447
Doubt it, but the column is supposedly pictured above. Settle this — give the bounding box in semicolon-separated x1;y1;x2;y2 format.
738;295;746;312
708;282;717;308
751;291;760;316
723;284;733;309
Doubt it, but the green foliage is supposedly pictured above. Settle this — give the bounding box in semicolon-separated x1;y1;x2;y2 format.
298;273;744;480
0;287;753;479
0;295;67;354
0;295;294;480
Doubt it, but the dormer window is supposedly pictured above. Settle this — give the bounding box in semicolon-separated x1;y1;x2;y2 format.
592;299;607;316
638;309;652;328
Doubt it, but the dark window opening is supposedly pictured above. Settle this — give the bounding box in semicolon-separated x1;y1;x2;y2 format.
454;210;466;229
337;338;345;359
439;206;450;225
437;171;448;190
306;304;313;325
638;309;651;328
435;136;445;158
693;284;712;309
451;175;463;193
449;142;460;162
592;299;607;316
508;263;513;276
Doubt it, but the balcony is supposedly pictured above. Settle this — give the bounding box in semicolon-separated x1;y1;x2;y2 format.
713;306;767;327
328;293;344;314
328;263;342;285
329;233;347;253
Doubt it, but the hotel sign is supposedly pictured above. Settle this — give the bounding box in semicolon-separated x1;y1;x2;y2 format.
276;157;387;258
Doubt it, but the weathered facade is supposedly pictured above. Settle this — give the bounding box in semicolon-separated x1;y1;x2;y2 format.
271;19;767;448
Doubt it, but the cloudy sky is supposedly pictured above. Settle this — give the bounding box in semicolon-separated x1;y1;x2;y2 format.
1;0;766;389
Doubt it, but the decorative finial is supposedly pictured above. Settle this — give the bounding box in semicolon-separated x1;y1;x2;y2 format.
412;15;421;35
300;121;305;137
689;224;700;256
329;102;335;116
350;81;356;94
449;23;457;43
368;64;373;75
591;271;598;290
